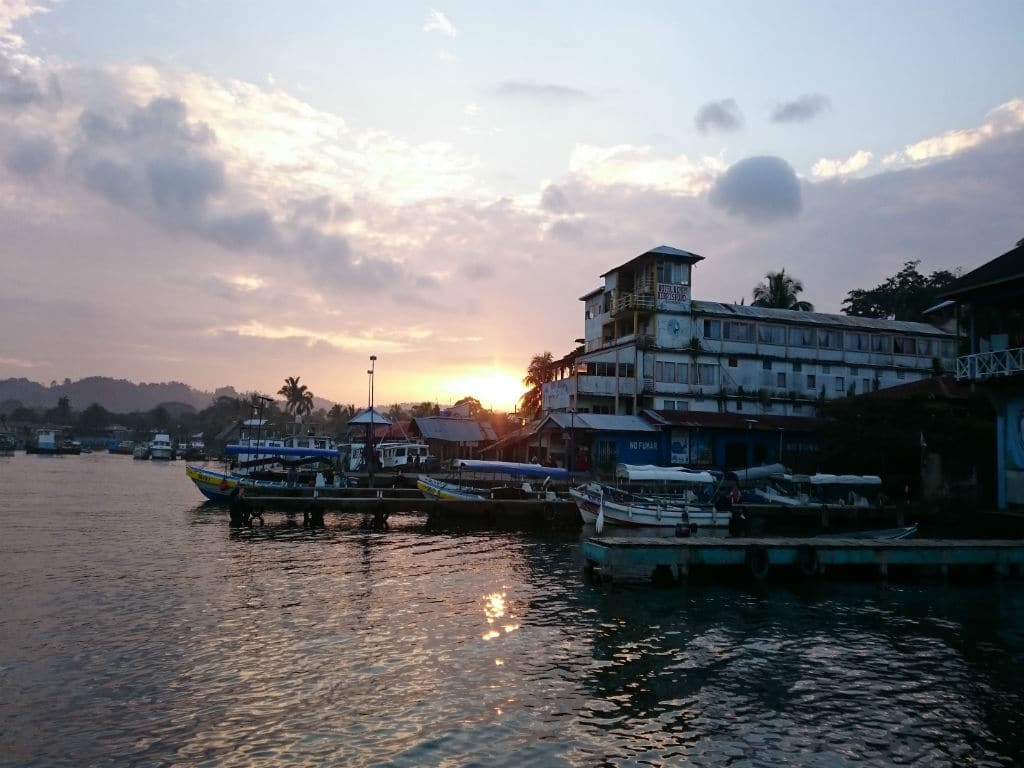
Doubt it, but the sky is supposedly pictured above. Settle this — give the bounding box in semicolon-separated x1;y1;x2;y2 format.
1;1;1022;412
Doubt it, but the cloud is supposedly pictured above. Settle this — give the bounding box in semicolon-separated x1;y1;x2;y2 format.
771;93;831;124
492;80;593;104
438;50;458;63
423;9;457;37
540;183;571;213
811;149;873;180
883;98;1024;168
694;98;743;133
4;132;56;175
569;143;724;195
708;155;802;223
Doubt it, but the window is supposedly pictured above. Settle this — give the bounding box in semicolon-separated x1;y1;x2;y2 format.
758;324;786;345
736;399;743;411
663;399;689;411
728;356;738;367
917;338;937;357
845;332;869;352
788;326;815;347
806;374;817;389
834;376;845;392
872;335;892;354
724;321;754;342
822;364;831;374
776;372;786;388
893;337;915;354
693;364;717;385
618;363;634;377
792;361;802;372
818;329;842;350
657;261;690;285
941;340;956;358
703;319;721;339
862;378;870;392
762;359;772;370
655;361;688;383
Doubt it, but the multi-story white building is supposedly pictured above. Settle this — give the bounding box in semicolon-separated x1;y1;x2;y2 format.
544;245;959;417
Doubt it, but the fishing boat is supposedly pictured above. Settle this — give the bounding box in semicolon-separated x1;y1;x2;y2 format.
416;459;568;502
570;464;726;532
25;428;80;455
185;464;289;502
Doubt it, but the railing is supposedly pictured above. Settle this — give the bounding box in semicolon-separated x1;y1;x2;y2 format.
611;292;655;315
956;347;1024;380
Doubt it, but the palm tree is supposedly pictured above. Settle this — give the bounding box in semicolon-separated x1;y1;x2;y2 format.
520;352;554;419
277;376;315;416
751;269;814;311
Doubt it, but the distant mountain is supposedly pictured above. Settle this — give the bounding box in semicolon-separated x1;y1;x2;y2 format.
0;376;339;415
0;377;239;414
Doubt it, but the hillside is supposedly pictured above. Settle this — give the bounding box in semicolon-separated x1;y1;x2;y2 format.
0;377;243;414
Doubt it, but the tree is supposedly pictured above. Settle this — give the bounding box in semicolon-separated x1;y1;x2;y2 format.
77;403;111;435
841;260;958;320
410;401;435;418
453;396;484;418
520;352;554;419
387;403;408;421
751;269;814;311
277;376;315;416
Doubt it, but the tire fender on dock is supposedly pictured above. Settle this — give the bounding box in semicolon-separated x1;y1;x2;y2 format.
796;544;819;577
745;544;770;580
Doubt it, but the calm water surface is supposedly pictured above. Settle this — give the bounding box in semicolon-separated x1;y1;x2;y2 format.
2;452;1023;766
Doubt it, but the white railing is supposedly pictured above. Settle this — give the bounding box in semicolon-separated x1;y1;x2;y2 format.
956;347;1024;380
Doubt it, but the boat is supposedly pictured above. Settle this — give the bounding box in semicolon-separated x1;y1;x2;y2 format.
149;432;174;460
133;443;150;460
377;441;431;469
577;463;729;530
817;523;918;540
185;464;289;502
416;460;568;502
0;432;16;455
570;482;694;533
807;474;884;507
25;428;80;455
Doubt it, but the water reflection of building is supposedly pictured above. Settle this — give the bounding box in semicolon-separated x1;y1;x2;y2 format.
941;240;1024;509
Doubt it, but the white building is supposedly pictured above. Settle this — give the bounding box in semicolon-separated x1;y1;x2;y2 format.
544;245;959;417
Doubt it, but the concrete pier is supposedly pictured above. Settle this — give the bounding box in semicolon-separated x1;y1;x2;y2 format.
582;536;1024;585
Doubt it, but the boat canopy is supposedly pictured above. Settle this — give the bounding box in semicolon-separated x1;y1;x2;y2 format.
615;464;716;484
225;444;340;458
730;464;788;482
809;474;882;486
455;459;569;480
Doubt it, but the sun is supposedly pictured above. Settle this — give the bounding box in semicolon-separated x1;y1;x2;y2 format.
436;367;526;411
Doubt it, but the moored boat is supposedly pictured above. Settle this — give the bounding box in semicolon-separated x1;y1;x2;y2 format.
149;432;174;460
185;464;288;502
416;459;568;502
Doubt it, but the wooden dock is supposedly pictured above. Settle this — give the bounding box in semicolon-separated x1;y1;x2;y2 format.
582;536;1024;585
228;487;581;529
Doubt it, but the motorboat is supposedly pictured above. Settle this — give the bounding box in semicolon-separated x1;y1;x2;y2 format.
149;432;174;460
416;459;568;502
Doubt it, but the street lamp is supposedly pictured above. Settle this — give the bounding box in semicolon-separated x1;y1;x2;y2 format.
368;355;377;487
568;406;576;484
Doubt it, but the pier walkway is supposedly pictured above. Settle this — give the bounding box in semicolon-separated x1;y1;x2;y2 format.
583;536;1024;585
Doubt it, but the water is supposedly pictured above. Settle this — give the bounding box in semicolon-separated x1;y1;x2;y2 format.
2;452;1023;767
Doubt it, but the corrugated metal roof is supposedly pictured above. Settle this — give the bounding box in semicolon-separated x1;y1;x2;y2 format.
540;412;657;432
600;244;704;278
411;417;497;443
348;408;393;425
691;300;954;336
939;243;1024;300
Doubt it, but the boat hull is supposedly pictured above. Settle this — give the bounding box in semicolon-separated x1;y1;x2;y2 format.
185;464;286;502
570;483;730;530
416;475;486;501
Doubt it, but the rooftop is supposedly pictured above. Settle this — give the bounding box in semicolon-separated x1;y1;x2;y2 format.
691;300;954;336
600;244;704;279
939;242;1024;302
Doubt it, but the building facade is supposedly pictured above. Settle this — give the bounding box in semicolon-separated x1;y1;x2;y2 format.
545;245;959;418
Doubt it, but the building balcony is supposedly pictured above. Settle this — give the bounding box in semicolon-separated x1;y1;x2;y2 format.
610;292;655;316
956;347;1024;380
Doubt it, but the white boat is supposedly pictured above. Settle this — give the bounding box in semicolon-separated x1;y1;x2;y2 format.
570;464;728;532
149;432;174;460
225;419;340;473
377;441;431;469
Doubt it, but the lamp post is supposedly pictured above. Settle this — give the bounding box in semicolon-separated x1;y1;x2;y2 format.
568;406;576;483
368;355;377;487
